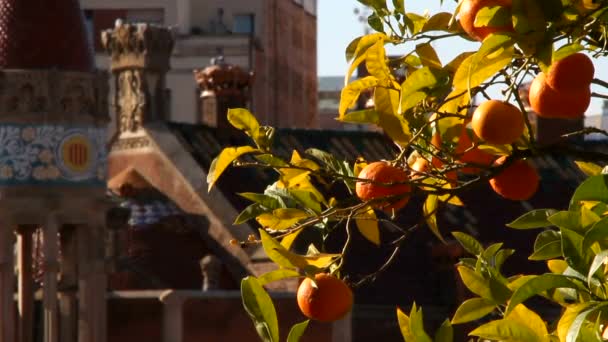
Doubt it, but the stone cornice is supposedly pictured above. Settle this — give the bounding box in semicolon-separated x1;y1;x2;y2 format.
102;22;174;72
0;69;109;125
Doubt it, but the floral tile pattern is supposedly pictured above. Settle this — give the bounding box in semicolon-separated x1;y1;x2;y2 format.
0;124;107;185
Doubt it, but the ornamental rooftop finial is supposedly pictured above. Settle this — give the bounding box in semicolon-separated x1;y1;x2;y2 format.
101;22;175;72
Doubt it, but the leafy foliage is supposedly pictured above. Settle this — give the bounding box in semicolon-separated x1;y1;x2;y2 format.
205;0;608;341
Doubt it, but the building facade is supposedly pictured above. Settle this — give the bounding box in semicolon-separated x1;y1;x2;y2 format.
80;0;318;129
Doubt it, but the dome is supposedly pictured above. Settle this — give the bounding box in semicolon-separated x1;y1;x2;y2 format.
0;0;94;71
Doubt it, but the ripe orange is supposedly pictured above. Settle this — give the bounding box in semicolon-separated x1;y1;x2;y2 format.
489;156;539;200
529;72;591;119
356;161;411;211
471;100;524;145
545;53;594;91
459;0;514;41
455;125;496;174
297;273;353;322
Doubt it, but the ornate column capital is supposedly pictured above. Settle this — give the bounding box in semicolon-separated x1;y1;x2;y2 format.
102;21;174;73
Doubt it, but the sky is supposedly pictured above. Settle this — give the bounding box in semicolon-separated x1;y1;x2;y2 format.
317;0;607;116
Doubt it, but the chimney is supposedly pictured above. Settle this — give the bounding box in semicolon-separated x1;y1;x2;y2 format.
193;56;254;129
101;21;174;135
518;83;584;146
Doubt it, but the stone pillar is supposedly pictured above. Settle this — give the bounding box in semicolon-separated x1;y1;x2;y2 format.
101;22;174;135
77;227;92;342
159;290;184;342
59;226;78;342
194;56;254;129
0;225;16;342
17;225;35;342
43;215;59;342
77;221;107;342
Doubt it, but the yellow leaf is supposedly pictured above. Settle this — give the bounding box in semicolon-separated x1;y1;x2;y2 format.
416;43;442;69
396;307;415;341
547;259;568;274
575;161;603;176
424;195;444;242
256;208;310;231
280;228;303;250
227;108;260;137
374;87;400;115
557;303;591;342
366;39;394;85
438;194;464;206
339;76;380;117
345;33;388;84
354;158;368;177
355;206;380;246
207;146;259;191
259;229;299;269
507;304;548;339
300;253;341;268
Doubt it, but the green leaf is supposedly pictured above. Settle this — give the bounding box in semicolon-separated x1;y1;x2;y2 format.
355;206;380;246
587;249;608;287
397;307;415;341
239;193;283;210
289;189;322;214
560;228;587;274
452;35;514;91
506;274;578;315
241;276;279;342
286;320;309;342
339;76;380;117
553;43;584;63
570;175;608;210
424;195;444;242
234;203;268;225
405;12;428;35
340;109;411;144
399;67;444;112
434;319;453;342
582;217;608;251
207;146;259;191
258;269;301;286
452;231;484;256
548;211;583;232
507;209;558;229
575;161;603;177
409;303;433;342
457;266;493;300
227;108;260;138
451;297;496;324
529;230;562;261
495;248;515;270
469;318;541;342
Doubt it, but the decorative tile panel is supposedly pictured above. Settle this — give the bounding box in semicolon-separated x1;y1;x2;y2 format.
0;124;107;185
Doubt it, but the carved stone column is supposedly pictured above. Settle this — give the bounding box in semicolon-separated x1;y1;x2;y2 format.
101;22;174;135
17;225;36;342
43;215;59;342
0;225;16;342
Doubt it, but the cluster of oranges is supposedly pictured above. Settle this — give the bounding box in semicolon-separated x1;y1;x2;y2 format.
295;0;597;324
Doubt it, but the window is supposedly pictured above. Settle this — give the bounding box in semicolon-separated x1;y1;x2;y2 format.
233;14;254;34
